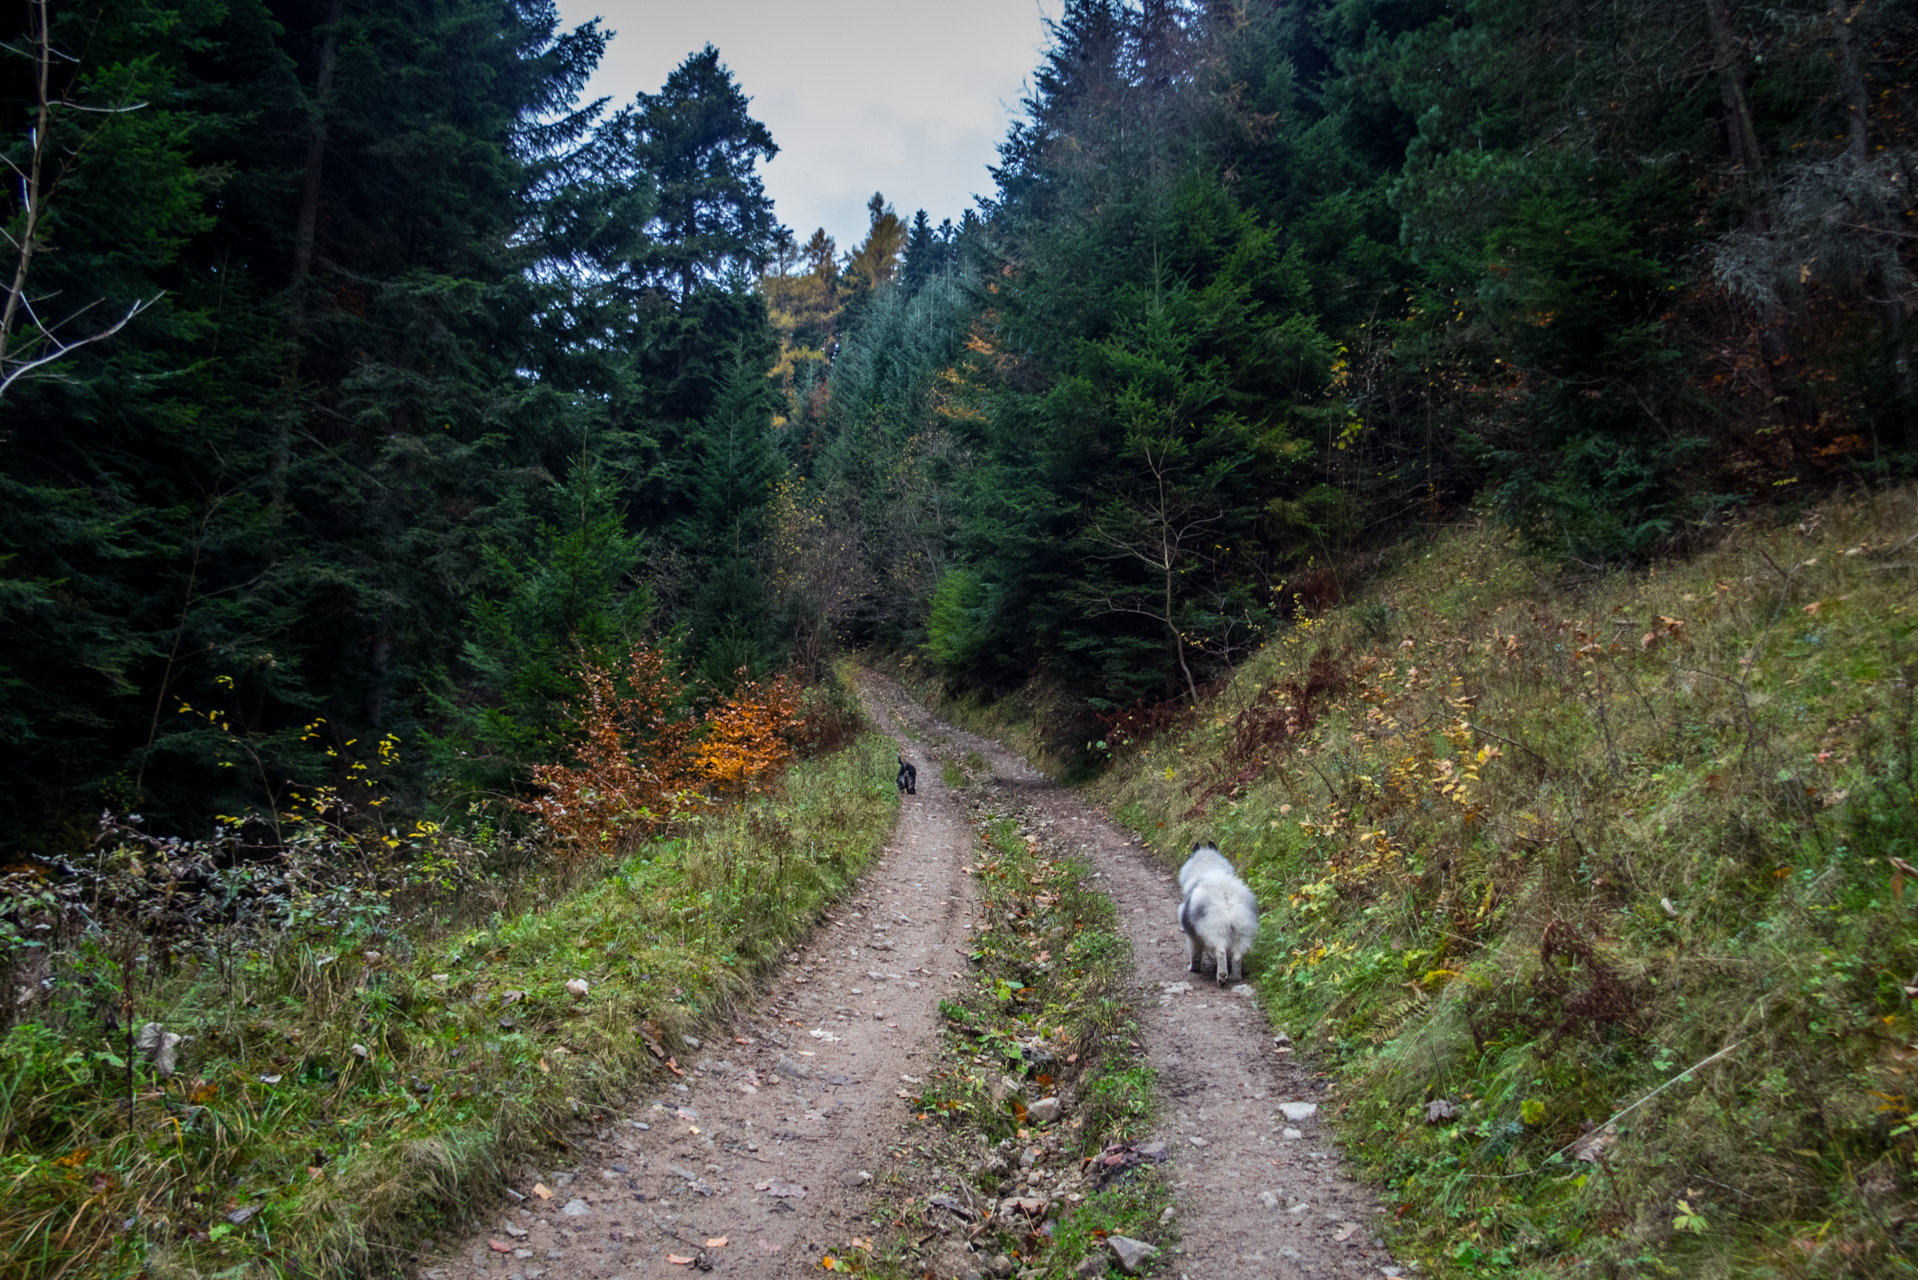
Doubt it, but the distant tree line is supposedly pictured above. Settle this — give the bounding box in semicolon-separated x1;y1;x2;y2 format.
798;0;1918;716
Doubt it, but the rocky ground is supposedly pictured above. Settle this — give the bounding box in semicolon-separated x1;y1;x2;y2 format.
419;673;1404;1280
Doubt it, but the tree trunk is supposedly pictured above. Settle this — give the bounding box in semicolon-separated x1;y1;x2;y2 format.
1833;2;1912;446
272;0;346;503
1164;547;1198;707
0;0;52;371
1702;0;1762;198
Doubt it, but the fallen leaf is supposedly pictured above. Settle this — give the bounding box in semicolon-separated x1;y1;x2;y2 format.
566;978;590;997
537;1057;550;1074
665;1057;685;1076
258;1074;282;1085
1335;1223;1360;1242
667;1254;695;1265
488;1240;513;1253
532;1183;554;1200
705;1237;728;1248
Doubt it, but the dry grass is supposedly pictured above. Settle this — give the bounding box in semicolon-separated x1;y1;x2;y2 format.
1085;488;1918;1277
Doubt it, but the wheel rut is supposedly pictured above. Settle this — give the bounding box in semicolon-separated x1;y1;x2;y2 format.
420;689;978;1280
861;673;1405;1280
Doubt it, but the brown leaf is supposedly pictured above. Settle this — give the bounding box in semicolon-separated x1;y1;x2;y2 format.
705;1237;728;1248
667;1254;695;1265
532;1183;554;1200
488;1240;513;1253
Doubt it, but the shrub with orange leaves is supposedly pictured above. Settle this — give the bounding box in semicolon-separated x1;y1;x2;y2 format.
522;646;697;853
691;673;803;794
524;652;812;854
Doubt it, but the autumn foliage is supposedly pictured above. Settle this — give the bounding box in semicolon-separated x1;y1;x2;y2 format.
692;673;803;793
522;647;807;854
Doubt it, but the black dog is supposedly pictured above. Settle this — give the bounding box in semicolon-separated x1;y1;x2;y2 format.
896;755;917;795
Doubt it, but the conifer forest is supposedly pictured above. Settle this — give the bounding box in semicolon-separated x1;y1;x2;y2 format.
6;2;1918;1278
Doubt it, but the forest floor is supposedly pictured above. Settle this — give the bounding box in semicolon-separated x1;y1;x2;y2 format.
421;675;1399;1280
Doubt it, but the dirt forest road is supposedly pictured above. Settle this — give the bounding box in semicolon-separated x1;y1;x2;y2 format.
861;673;1403;1280
423;674;1400;1280
421;688;979;1280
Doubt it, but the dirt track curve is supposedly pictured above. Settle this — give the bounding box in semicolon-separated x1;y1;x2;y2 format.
421;673;1402;1280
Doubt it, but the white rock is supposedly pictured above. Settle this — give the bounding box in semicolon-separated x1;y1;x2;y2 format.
1027;1097;1062;1122
559;1199;591;1217
1282;1127;1303;1140
1106;1236;1159;1275
1231;983;1255;996
565;979;589;997
1278;1102;1318;1122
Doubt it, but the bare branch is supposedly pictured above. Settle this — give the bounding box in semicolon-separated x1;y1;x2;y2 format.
0;294;162;398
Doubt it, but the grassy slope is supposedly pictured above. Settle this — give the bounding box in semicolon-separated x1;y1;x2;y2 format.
1;734;899;1280
1085;491;1918;1278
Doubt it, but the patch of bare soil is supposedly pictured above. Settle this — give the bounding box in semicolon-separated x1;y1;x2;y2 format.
419;690;977;1280
863;674;1407;1280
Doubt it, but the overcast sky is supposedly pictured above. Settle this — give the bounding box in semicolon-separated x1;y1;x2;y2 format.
552;0;1062;252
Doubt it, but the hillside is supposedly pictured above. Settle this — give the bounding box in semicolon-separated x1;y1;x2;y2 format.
1031;491;1918;1276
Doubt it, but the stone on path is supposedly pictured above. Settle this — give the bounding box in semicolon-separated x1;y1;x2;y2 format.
1105;1236;1159;1274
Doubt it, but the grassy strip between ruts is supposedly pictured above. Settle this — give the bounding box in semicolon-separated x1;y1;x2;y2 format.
841;771;1172;1280
0;732;899;1280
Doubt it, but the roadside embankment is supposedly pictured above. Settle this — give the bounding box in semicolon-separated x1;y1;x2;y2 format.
1086;492;1918;1276
0;733;898;1280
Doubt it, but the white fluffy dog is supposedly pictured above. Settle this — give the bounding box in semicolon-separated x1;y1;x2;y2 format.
1177;843;1259;985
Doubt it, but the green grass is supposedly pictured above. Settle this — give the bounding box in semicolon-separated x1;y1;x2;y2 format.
0;733;900;1280
1087;490;1918;1277
856;802;1170;1280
